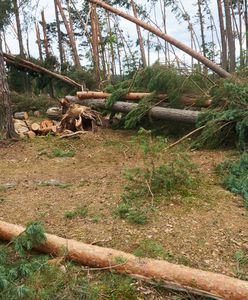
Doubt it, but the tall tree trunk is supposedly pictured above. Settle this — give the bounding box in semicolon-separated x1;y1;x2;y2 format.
35;23;43;61
237;0;244;67
106;12;116;78
55;0;81;69
217;0;228;70
90;3;101;87
223;0;236;72
245;0;248;64
41;10;50;58
13;0;25;58
54;0;64;67
0;34;17;139
197;0;207;57
130;0;147;67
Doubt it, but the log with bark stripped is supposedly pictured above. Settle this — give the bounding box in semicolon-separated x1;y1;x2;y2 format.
65;97;199;124
77;91;212;107
0;220;247;300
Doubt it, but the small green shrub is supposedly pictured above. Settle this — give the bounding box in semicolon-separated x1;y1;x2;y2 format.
64;206;88;219
217;152;248;206
116;128;198;224
127;210;148;225
133;240;172;260
234;250;248;280
52;148;75;158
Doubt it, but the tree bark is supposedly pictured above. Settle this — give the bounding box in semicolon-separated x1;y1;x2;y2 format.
76;91;211;107
90;3;101;87
223;0;236;72
130;0;147;67
1;220;248;300
35;23;43;61
54;0;64;66
89;0;231;78
41;10;50;58
66;97;199;124
13;0;25;58
55;0;81;69
0;34;18;139
217;0;228;70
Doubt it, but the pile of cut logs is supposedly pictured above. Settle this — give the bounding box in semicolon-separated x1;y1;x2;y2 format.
13;99;103;139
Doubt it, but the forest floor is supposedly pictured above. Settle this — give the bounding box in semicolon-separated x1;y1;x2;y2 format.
0;127;248;299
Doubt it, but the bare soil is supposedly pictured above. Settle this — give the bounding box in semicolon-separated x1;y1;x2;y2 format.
0;128;247;280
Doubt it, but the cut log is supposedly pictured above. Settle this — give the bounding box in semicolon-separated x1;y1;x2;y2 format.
34;111;41;117
39;125;57;136
46;107;62;121
65;97;199;124
13;119;30;135
76;91;212;107
0;220;247;300
40;119;54;129
31;123;41;132
25;130;36;139
14;112;29;120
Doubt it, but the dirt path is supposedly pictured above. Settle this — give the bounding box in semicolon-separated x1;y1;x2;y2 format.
0;129;247;279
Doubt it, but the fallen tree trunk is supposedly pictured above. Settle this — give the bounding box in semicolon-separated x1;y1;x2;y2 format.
3;53;81;88
77;91;211;107
0;220;247;300
89;0;231;78
65;97;199;124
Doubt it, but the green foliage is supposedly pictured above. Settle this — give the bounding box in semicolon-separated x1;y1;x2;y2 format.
133;240;171;260
116;129;198;224
234;250;248;280
194;80;248;149
13;222;46;257
217;152;248;206
64;206;88;219
0;222;47;298
52;148;75;158
104;63;210;129
11;93;56;113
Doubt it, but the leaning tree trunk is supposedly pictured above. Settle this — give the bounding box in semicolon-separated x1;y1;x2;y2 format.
130;0;147;67
89;0;231;78
0;34;18;139
35;23;43;62
55;0;81;69
41;10;50;58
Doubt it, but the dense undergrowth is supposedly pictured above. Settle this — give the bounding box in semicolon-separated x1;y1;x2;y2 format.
216;152;248;207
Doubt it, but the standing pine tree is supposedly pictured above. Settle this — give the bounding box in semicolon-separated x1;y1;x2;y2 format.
0;1;18;139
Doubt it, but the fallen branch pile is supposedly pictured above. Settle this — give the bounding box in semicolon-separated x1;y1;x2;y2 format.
0;220;247;300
